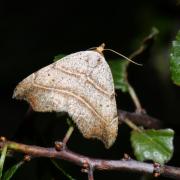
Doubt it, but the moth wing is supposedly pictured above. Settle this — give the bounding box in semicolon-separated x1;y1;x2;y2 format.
13;51;118;148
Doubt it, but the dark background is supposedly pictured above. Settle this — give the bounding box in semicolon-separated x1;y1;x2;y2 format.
1;0;180;179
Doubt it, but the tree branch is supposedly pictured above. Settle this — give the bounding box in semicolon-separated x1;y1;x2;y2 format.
0;109;170;179
0;140;180;179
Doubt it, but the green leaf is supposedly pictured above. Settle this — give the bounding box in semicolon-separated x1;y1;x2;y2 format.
108;60;129;92
51;159;75;180
0;144;8;178
170;30;180;85
53;54;66;62
2;161;24;180
131;129;174;164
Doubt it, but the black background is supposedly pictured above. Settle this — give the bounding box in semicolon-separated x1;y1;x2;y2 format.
1;0;180;179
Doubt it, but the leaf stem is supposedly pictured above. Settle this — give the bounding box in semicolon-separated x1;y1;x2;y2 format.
63;126;74;145
0;144;8;179
125;28;159;112
128;84;143;113
124;118;141;132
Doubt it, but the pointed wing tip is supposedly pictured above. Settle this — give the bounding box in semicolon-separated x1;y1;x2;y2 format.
12;86;19;99
12;84;23;100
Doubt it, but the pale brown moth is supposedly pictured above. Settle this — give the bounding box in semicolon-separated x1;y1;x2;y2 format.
13;44;118;148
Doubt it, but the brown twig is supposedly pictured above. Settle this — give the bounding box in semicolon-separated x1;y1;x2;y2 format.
0;140;180;179
118;109;162;129
123;118;141;132
129;27;159;61
88;165;94;180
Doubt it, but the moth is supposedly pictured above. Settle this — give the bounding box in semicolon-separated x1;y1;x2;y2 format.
13;44;118;148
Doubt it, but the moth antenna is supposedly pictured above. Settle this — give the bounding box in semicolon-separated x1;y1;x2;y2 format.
104;48;142;66
88;47;97;50
89;44;142;66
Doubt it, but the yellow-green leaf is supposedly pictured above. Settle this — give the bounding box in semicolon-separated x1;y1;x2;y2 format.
2;161;24;180
0;144;8;178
